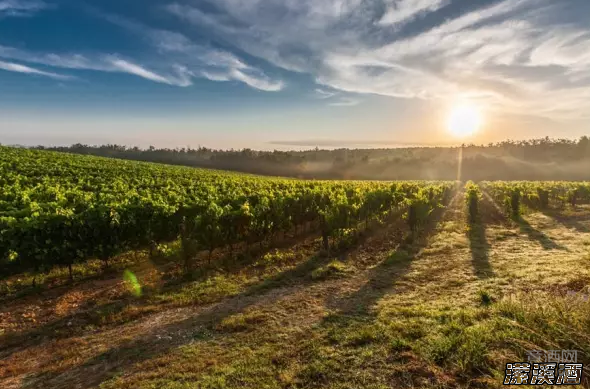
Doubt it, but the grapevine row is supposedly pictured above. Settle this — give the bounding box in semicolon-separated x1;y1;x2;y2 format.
0;146;453;279
481;181;590;217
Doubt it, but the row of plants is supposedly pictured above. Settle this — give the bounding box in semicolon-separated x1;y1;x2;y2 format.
481;181;590;219
0;146;453;281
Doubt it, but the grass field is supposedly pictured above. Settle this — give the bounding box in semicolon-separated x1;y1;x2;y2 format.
2;188;590;388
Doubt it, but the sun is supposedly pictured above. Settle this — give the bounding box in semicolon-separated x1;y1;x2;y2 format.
447;102;482;138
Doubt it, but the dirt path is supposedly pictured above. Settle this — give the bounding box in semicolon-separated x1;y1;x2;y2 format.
3;191;590;389
0;190;455;389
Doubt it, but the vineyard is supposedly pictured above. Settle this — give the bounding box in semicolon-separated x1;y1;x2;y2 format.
461;181;590;221
0;146;453;281
2;146;590;389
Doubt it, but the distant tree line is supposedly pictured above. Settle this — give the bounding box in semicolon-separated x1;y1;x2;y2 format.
30;136;590;181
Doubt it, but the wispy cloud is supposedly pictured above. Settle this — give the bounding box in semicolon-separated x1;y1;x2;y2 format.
149;34;285;91
0;8;283;90
0;46;193;86
314;88;361;106
96;10;284;91
0;0;49;17
228;69;284;92
314;88;337;99
328;97;361;107
2;0;589;118
107;57;193;87
0;59;71;79
166;0;590;121
378;0;447;26
201;71;231;82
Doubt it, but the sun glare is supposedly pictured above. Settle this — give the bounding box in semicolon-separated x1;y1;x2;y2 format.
447;102;482;138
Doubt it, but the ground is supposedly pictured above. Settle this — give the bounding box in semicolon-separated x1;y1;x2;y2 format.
2;191;590;389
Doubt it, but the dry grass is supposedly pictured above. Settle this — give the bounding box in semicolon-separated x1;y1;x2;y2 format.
2;195;590;389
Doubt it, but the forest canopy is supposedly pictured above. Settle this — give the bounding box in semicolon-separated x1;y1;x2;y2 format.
24;136;590;181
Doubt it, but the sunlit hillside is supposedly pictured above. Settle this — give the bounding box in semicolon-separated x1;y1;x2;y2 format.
2;147;590;388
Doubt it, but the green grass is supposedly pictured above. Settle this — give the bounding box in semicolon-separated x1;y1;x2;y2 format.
0;254;138;298
155;274;246;306
215;310;270;332
310;260;354;280
4;203;590;389
477;289;495;306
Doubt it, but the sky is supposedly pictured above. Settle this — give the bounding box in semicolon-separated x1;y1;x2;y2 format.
0;0;589;150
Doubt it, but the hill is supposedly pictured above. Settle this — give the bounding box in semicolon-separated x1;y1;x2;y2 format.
1;146;590;388
34;136;590;181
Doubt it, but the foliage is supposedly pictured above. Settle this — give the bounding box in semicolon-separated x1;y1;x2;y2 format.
464;181;481;222
481;181;590;217
36;136;590;181
405;185;450;234
0;146;454;278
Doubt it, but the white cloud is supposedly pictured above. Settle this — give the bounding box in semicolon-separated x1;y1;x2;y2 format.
0;46;114;72
151;30;193;53
107;57;193;87
96;10;283;91
201;50;249;70
529;30;590;68
201;71;231;82
314;88;337;99
0;9;283;91
378;0;447;26
228;69;284;92
0;40;283;90
2;0;589;117
149;34;283;91
313;88;361;107
0;46;194;86
201;68;285;91
329;97;361;107
0;0;48;17
166;0;590;121
0;59;71;79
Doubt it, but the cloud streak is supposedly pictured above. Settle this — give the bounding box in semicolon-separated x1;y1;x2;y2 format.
328;97;361;107
378;0;447;26
314;88;337;99
0;46;193;86
0;59;71;79
0;0;49;17
0;9;284;90
313;88;361;107
166;0;590;121
2;0;589;121
107;58;193;87
96;10;284;91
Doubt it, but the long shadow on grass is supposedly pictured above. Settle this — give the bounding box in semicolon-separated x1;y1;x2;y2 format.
287;197;451;386
326;239;417;317
0;228;324;355
327;196;450;317
517;216;568;251
540;208;590;233
468;219;494;279
0;297;149;357
19;255;328;388
19;217;407;389
467;194;498;279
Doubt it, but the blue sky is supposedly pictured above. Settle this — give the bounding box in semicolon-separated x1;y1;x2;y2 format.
0;0;589;149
